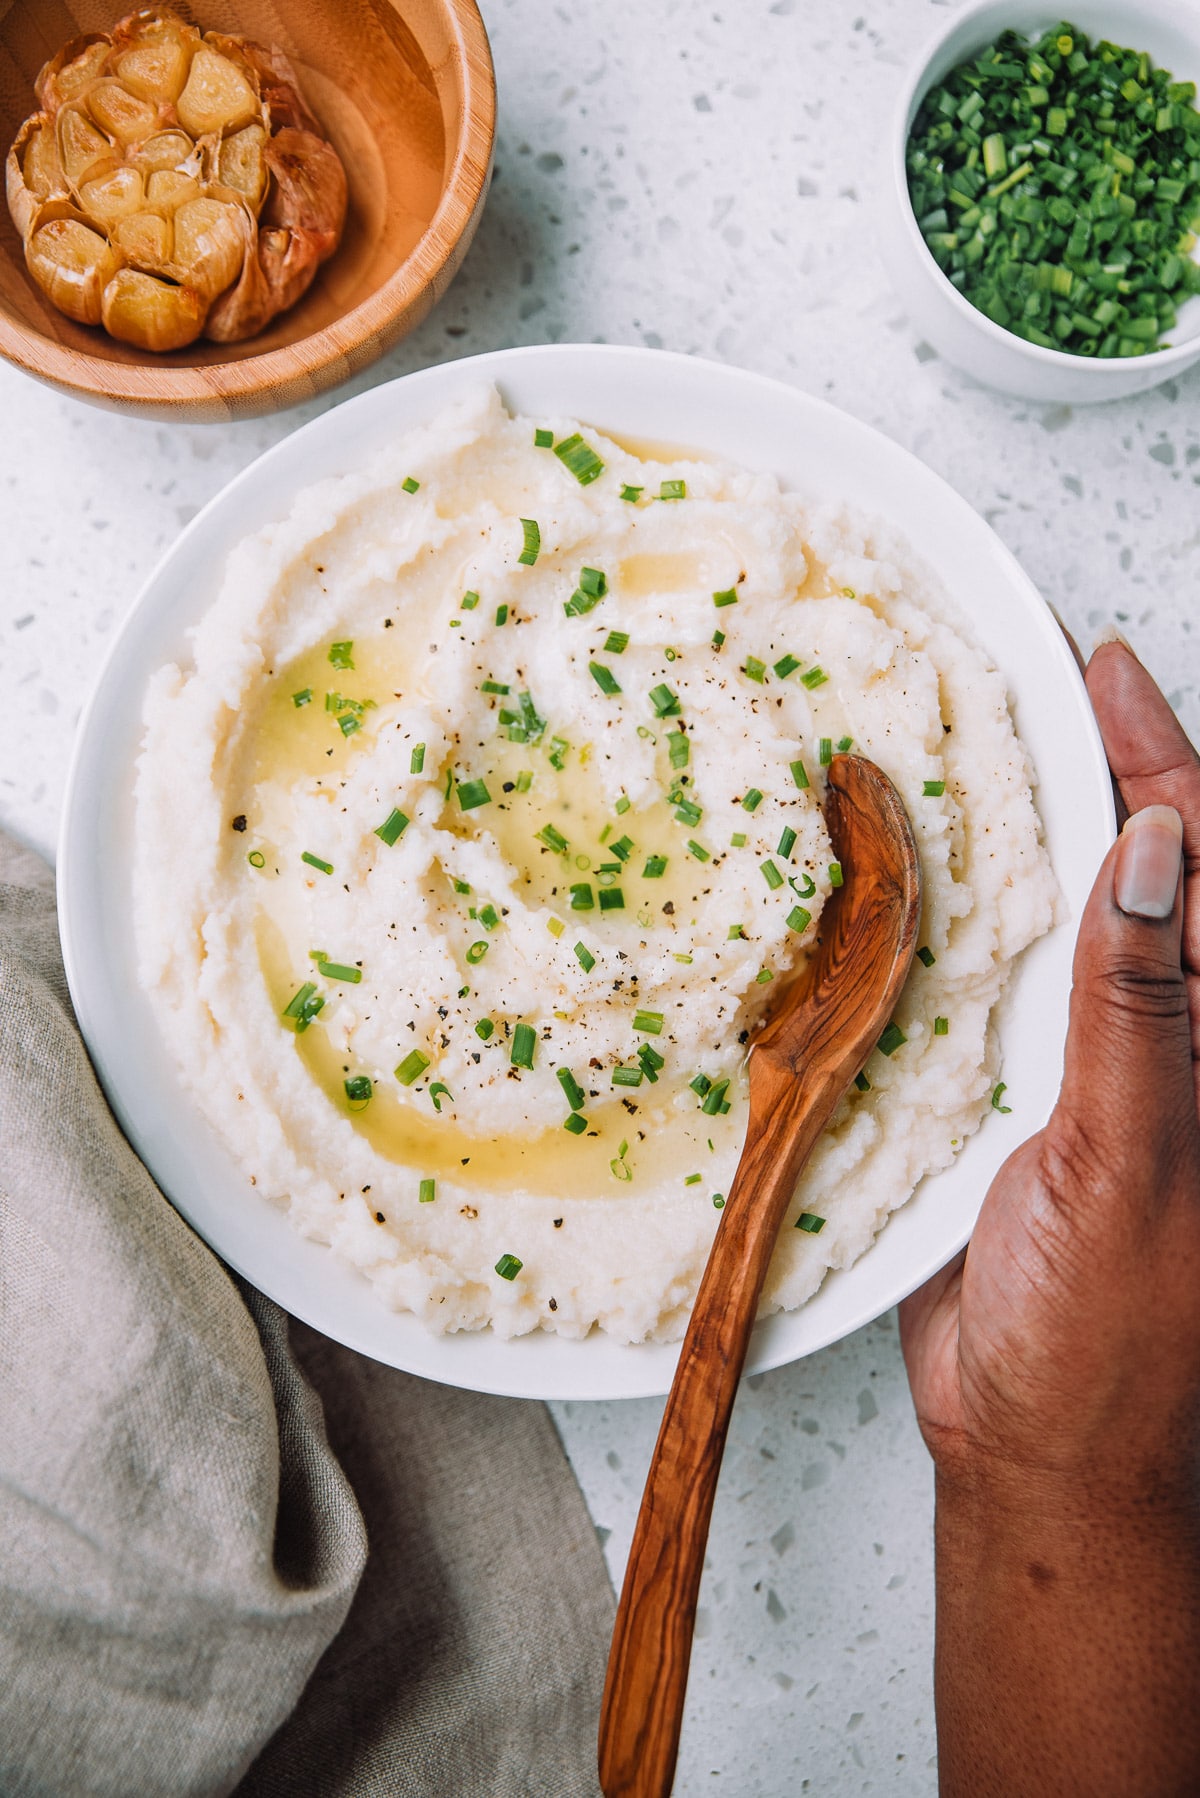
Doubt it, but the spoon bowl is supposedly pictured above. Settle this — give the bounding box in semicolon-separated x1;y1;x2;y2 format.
598;753;922;1798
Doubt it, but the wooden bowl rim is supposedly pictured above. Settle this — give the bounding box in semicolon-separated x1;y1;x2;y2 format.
0;0;495;409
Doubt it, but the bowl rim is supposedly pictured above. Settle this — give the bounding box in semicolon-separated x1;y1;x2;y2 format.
890;0;1200;379
0;0;496;410
55;341;1117;1400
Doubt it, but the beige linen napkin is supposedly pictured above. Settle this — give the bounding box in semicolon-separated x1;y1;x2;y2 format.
0;830;612;1797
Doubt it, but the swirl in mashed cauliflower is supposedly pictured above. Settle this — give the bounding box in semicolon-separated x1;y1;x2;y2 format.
134;385;1058;1341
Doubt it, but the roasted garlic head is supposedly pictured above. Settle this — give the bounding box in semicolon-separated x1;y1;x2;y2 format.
6;10;348;351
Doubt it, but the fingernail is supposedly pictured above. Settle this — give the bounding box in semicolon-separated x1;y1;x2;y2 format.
1092;623;1137;656
1114;805;1183;919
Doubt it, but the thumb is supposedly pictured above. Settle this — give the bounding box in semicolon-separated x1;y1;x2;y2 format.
1056;804;1192;1192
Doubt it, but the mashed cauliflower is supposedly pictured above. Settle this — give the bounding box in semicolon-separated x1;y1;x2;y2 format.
134;385;1058;1341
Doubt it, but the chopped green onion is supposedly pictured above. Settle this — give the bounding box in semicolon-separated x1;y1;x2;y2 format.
611;836;634;862
570;881;595;910
711;630;726;650
428;1081;453;1112
537;823;569;854
878;1022;907;1057
686;839;710;862
518;519;541;565
317;960;362;984
516;770;533;793
283;982;324;1033
685;1172;702;1186
790;760;810;790
786;905;811;934
712;1193;726;1210
755;969;773;984
494;1253;523;1280
731;832;747;848
828;861;843;888
456;779;492;811
481;679;510;695
410;743;426;774
344;1074;372;1105
634;1009;664;1035
744;656;766;683
301;851;333;875
668;731;690;769
402;476;420;494
574;942;596;972
612;1065;643;1087
247;850;266;868
495;605;509;627
534;427;554;448
465;940;488;964
649;683;681;717
934;1016;949;1036
660;478;687;500
563;1112;588;1135
777;826;797;859
337;713;362;739
395;1049;430;1085
590;661;622;695
791;871;816;899
555;434;605;485
992;1082;1012;1113
761;859;784;890
599;888;625;911
548;737;570;769
478;903;500;930
742;788;764;812
419;1177;436;1203
579;566;607;598
292;688;312;707
605;630;629;654
475;1019;494;1040
917;946;936;968
620;484;643;502
713;588;738;608
795;1212;826;1234
610;1141;633;1182
923;780;946;797
800;667;827;691
774;654;801;679
637;1043;665;1080
643;855;667;878
690;1073;712;1097
701;1078;730;1116
673;796;702;827
328;641;354;670
461;590;480;610
819;738;832;766
854;1071;871;1092
453;878;471;895
615;796;631;815
557;1067;587;1110
511;1023;536;1069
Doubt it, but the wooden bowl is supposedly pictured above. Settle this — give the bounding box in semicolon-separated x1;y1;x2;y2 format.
0;0;495;418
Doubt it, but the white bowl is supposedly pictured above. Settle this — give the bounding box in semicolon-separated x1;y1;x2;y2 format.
57;344;1115;1400
880;0;1200;403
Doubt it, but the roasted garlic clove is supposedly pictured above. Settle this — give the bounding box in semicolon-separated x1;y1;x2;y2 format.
101;267;204;350
133;130;197;177
145;168;201;210
110;13;196;105
79;163;145;230
113;207;172;270
36;37;110;112
56;106;113;189
84;78;160;148
175;46;258;139
217;124;268;209
26;215;118;325
172;196;246;301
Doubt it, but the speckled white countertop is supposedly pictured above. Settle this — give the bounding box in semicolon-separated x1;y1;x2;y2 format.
3;0;1198;1791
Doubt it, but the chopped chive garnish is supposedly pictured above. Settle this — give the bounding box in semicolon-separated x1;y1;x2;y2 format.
633;1009;664;1035
761;859;784;890
854;1071;871;1092
590;661;622;695
731;832;747;848
611;836;634;861
878;1022;907;1057
828;861;844;888
638;1042;665;1076
301;851;334;875
564;584;602;621
917;946;936;967
475;1019;494;1040
791;871;816;898
801;666;828;690
701;1078;730;1116
741;788;764;813
615;796;631;816
402;476;420;494
548;737;569;769
511;1023;536;1069
555;434;605;485
453;879;472;894
674;796;702;827
690;1073;712;1097
773;654;801;679
534;427;554;448
556;1067;587;1110
660;478;687;500
537;823;569;854
837;736;853;754
456;779;492;810
649;683;681;717
579;566;607;598
795;1212;826;1234
574;941;596;971
317;960;362;984
599;888;625;911
610;1140;633;1182
685;1172;702;1186
328;641;354;670
713;588;738;608
570;882;594;910
495;605;509;627
563;1112;588;1135
478;904;500;930
934;1016;949;1036
344;1074;372;1104
686;838;710;862
293;688;312;707
495;1254;523;1281
643;855;667;878
518;519;541;565
819;738;832;766
777;827;797;859
612;1065;644;1088
337;712;362;738
547;916;564;938
395;1049;430;1085
712;1193;726;1210
428;1081;452;1112
283;981;317;1018
992;1082;1012;1113
755;968;773;984
481;680;510;695
461;590;480;610
669;731;690;769
410;743;426;774
744;656;766;684
465;940;488;964
419;1177;436;1203
605;630;630;654
923;780;946;797
786;905;811;933
790;759;810;790
620;483;643;502
516;769;533;793
727;924;745;940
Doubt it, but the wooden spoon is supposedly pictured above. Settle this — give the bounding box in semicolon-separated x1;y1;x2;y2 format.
598;753;921;1798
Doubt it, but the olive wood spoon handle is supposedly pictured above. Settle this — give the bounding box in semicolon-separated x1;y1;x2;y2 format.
598;754;921;1798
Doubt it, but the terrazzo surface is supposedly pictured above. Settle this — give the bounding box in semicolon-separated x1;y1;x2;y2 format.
2;0;1197;1790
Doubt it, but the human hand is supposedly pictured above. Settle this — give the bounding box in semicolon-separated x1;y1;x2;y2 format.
900;636;1200;1798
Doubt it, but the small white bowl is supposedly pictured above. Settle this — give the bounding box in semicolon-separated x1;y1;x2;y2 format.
880;0;1200;403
